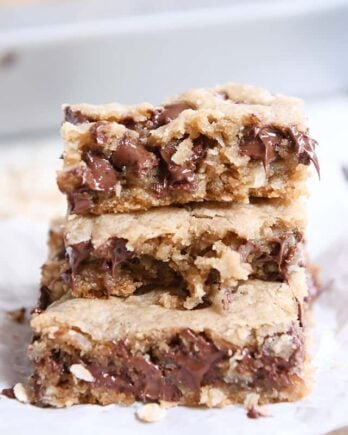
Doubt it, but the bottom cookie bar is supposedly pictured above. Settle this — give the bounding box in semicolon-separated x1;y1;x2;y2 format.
27;273;310;408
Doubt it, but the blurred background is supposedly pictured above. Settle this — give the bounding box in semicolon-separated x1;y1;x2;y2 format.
0;0;347;252
1;0;348;135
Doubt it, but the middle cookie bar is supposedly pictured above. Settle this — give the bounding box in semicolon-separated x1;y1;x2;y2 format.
42;201;305;310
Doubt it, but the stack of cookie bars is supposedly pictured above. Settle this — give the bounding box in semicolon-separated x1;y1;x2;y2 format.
27;84;319;408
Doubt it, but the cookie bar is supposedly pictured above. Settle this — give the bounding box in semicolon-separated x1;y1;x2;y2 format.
57;83;319;215
41;201;306;309
27;271;309;407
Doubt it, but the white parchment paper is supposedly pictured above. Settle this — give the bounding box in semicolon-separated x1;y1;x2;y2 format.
0;96;348;435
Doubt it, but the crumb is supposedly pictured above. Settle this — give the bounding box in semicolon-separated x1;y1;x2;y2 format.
13;383;29;403
69;364;95;382
6;307;26;324
1;387;15;399
199;387;227;407
244;393;268;419
136;403;167;423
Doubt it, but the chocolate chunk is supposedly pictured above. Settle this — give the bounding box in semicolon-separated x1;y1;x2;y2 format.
67;241;93;275
239;126;279;171
58;152;118;214
1;387;15;399
238;234;301;281
287;126;320;177
96;238;134;277
160;142;195;184
69;190;95;215
239;124;320;176
84;151;118;192
162;329;226;390
246;406;265;419
64;107;91;125
159;135;210;189
152;102;192;128
111;137;158;178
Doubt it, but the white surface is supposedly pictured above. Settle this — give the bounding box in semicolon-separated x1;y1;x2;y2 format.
0;96;348;434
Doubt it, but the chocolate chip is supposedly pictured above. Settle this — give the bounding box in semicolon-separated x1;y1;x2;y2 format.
69;190;95;215
152;102;192;128
57;152;118;214
160;142;195;184
162;329;226;390
239;126;279;171
111;137;158;178
84;151;118;192
159;135;210;189
64;107;91;125
239;124;320;176
67;241;93;275
96;238;134;277
287;126;320;177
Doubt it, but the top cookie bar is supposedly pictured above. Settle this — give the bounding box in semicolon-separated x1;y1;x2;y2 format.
58;83;319;215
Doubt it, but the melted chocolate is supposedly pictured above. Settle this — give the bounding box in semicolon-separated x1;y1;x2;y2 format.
158;135;210;191
239;125;320;175
287;126;320;177
39;329;303;403
239;126;280;171
84;151;118;192
96;238;134;277
152;102;192;128
57;154;118;214
111;137;158;178
67;241;93;275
